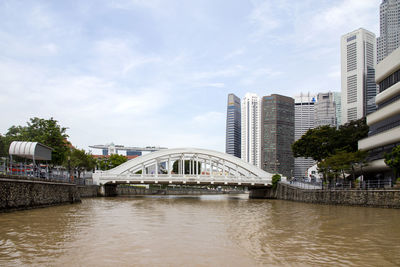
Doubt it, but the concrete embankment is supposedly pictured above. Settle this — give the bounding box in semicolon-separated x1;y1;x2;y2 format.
117;186;242;196
0;176;99;212
256;183;400;208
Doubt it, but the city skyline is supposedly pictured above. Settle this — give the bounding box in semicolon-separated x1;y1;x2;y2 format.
0;0;381;152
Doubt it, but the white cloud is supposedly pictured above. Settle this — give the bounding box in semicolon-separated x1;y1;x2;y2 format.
92;38;160;77
42;43;58;54
203;83;225;88
294;0;380;47
109;0;163;10
248;0;282;37
224;48;245;60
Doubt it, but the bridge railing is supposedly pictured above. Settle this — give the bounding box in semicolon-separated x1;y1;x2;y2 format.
93;172;271;185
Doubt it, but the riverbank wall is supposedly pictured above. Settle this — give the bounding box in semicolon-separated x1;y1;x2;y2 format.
0;176;100;212
0;177;80;212
117;186;243;196
272;183;400;208
77;185;99;197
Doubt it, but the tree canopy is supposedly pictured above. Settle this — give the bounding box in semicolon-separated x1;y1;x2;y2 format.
66;148;96;178
292;118;369;161
3;117;69;165
0;134;7;158
96;154;128;171
384;145;400;178
272;174;281;189
317;150;367;182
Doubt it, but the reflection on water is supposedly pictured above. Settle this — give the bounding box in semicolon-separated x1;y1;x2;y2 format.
1;195;400;266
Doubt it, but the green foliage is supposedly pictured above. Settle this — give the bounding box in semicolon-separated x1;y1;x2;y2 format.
96;154;128;171
0;134;7;157
384;145;400;178
292;118;369;161
272;174;281;189
172;160;201;174
4;117;69;166
292;125;337;161
66;148;96;178
336;118;369;152
317;150;368;181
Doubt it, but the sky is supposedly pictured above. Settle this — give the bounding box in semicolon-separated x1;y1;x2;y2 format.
0;0;381;154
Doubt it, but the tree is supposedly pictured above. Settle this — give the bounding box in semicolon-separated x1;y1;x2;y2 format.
336;118;369;152
172;160;202;174
96;154;128;171
292;118;369;161
384;145;400;179
292;125;337;161
5;117;69;166
66;148;96;178
317;150;368;185
0;134;7;157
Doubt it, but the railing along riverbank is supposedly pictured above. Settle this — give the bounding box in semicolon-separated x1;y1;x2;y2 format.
274;182;400;208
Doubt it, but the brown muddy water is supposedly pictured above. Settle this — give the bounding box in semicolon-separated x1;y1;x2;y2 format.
0;194;399;266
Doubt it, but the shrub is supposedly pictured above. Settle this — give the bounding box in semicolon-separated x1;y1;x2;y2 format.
272;174;281;189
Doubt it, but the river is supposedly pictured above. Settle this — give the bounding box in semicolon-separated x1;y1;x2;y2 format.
1;195;399;266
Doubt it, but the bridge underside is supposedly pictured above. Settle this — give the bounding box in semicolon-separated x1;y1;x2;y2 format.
98;180;271;197
100;178;270;187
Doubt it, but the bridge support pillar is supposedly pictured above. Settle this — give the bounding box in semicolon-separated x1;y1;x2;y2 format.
98;184;118;197
249;186;276;199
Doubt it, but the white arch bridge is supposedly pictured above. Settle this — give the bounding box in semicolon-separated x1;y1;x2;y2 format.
93;148;276;187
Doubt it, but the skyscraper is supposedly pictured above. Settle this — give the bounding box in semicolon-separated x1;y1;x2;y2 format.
314;92;337;127
333;92;342;127
377;0;400;63
241;93;261;168
294;93;316;179
341;28;377;124
261;94;294;178
225;93;241;158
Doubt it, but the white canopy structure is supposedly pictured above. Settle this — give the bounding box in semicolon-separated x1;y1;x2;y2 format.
9;141;52;161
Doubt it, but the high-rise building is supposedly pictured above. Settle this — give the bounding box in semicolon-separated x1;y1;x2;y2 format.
225;93;241;158
315;92;337;127
261;94;294;178
377;0;400;63
341;28;377;124
333;92;342;127
241;93;261;167
294;93;316;179
358;46;400;182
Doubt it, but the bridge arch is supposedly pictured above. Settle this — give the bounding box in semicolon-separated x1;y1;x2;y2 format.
93;148;275;186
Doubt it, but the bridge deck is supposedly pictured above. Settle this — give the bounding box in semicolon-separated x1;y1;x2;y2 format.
94;174;271;187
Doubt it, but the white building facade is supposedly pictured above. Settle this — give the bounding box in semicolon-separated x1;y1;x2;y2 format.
314;92;337;127
341;28;377;124
294;93;316;179
359;47;400;182
241;93;261;168
377;0;400;63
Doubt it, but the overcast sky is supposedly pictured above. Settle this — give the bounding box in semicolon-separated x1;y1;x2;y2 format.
0;0;381;153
